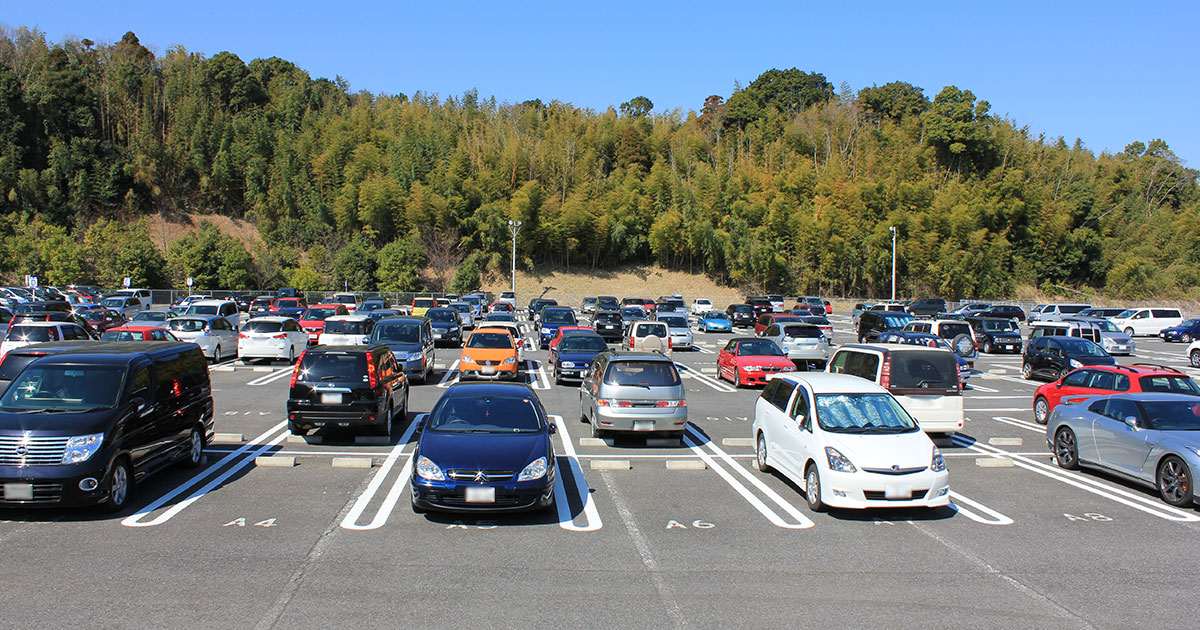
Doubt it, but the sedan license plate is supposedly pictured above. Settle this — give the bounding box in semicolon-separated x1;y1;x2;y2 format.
465;486;495;503
884;484;912;500
3;483;33;501
320;393;343;405
633;420;655;432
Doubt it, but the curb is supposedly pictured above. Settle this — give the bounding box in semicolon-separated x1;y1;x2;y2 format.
255;456;296;467
212;433;245;443
332;457;374;469
666;460;706;470
975;457;1015;468
591;460;631;471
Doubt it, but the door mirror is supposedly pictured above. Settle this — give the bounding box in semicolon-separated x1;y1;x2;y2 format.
548;422;557;435
1123;416;1140;430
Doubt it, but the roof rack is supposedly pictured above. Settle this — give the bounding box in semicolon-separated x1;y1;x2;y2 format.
1129;362;1183;374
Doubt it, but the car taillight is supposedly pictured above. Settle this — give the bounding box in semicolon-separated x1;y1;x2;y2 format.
629;338;635;350
880;358;891;389
668;337;673;350
290;350;307;388
272;333;287;339
655;400;686;407
366;354;378;389
239;333;249;338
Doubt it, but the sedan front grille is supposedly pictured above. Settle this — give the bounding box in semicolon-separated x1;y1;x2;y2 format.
447;470;514;482
0;482;63;504
864;489;930;501
862;466;928;476
0;435;69;467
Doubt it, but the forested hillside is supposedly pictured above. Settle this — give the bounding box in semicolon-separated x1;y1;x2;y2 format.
1;27;1198;299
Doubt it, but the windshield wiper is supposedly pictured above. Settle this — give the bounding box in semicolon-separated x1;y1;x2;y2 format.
20;408;71;414
319;375;346;381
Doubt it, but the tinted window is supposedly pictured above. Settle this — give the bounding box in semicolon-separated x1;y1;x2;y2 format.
1060;305;1089;315
634;324;668;338
185;305;219;316
427;309;457;323
324;320;371;335
245;320;284;333
938;323;972;338
1061;370;1092;388
373;321;421;343
6;326;58;342
297;352;367;382
1153;309;1182;318
736;340;785;356
467;332;514;349
770;380;796;410
429;394;542;433
1057;339;1107;357
275;299;301;308
603;361;681;387
1140;400;1200;430
102;331;139;341
888;351;957;389
1139;376;1200;395
412;299;436;308
542;309;577;325
560;336;607;352
0;365;126;410
133;312;167;322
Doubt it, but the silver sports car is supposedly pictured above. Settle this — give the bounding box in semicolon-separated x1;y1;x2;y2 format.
1047;393;1200;507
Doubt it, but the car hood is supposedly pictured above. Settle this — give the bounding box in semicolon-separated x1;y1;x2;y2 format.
378;342;421;355
823;430;933;470
430;321;458;330
558;350;601;364
1099;332;1133;343
0;409;118;436
733;355;794;368
418;431;548;472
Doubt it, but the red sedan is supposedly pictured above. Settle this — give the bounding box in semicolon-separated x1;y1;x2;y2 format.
1032;364;1200;424
297;304;348;343
716;337;796;387
101;325;180;342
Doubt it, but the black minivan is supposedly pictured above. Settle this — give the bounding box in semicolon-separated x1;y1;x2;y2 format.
287;345;408;437
0;341;213;511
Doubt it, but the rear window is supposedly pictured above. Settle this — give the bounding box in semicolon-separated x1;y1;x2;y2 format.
782;325;822;338
101;331;140;341
595;313;622;323
413;299;435;308
324;320;371;335
634;323;668;338
603;361;681;387
938;323;972;338
1139;376;1200;395
657;315;687;327
335;295;357;304
6;326;58;342
887;350;958;389
275;299;301;308
881;314;914;328
185;305;219;316
1060;305;1089;314
245;320;284;334
298;352;367;382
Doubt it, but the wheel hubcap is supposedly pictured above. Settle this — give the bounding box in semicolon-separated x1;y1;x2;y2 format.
1056;432;1075;463
1035;401;1046;421
807;471;818;503
1162;461;1187;501
757;438;767;468
111;465;128;505
190;432;202;463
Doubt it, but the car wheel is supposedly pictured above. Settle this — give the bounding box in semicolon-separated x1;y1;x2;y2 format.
1022;362;1033;380
755;433;771;472
286;346;295;365
1191;350;1200;368
182;427;205;468
377;402;393;437
1054;427;1079;470
99;457;132;513
1033;396;1050;425
1182;333;1193;344
804;464;825;512
590;418;605;439
733;367;743;388
983;341;994;354
1124;327;1135;337
952;333;974;357
1157;456;1194;507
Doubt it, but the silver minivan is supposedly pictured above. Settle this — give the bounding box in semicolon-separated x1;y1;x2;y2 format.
580;351;687;440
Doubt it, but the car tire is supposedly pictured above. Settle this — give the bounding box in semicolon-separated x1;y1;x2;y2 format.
1182;333;1193;344
1191;350;1200;368
1054;427;1080;470
733;367;742;388
1157;456;1194;507
1033;396;1050;425
99;457;132;513
804;464;826;512
1057;368;1070;381
286;346;295;365
1022;362;1033;380
983;341;994;354
377;402;394;437
1124;327;1135;337
182;427;205;468
755;433;771;472
951;334;974;357
590;419;605;439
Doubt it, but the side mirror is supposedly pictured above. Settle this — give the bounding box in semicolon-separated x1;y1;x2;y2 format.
548;423;557;435
1123;416;1140;430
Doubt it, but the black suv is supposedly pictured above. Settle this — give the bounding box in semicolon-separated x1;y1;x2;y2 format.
857;310;916;343
906;298;947;317
287;345;408;437
977;304;1025;322
592;310;623;342
426;307;463;347
1022;336;1115;381
726;304;756;328
528;299;558;323
966;317;1022;354
0;341;213;512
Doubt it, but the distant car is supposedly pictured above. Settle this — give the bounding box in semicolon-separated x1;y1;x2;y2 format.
759;323;830;370
488;302;514;314
317;315;375;346
624;320;672;354
482;312;516;323
1;322;93;357
331;292;360;313
699;310;732;333
238;316;308;364
411;297;437;318
426;308;463;347
581;297;598;314
129;310;171;329
717;338;796;387
950;303;992;317
183;299;240;330
269;297;308;319
857;310;914;343
976;304;1025;323
298;304;348;344
966;317;1022;354
365;308;402;322
591;310;624;341
1047;393;1200;506
249;296;275;316
1159;318;1200;343
1111;307;1185;337
797;315;834;340
1022;336;1115;381
654;313;693;350
100;326;180;342
497;291;517;308
286;345;408;437
166;315;239;362
549;332;607;384
1029;303;1091;323
458;328;521;381
1069;317;1136;355
1032;364;1199;424
691;298;714;315
754;313;803;337
905;298;947;318
369;317;435;384
447;302;476;330
1077;307;1127;319
726;304;755;329
618;306;646;332
98;295;144;318
77;308;127;333
411;382;556;513
596;296;620;312
359;298;389;315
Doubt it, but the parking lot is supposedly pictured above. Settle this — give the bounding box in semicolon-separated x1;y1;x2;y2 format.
2;309;1199;629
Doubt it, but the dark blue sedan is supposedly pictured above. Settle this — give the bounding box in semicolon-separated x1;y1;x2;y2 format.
412;383;557;513
1160;319;1200;343
549;332;607;383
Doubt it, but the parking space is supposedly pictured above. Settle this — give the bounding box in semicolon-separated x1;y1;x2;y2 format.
2;308;1199;627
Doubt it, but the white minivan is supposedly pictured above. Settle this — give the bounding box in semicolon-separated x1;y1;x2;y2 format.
1109;307;1185;337
826;344;964;435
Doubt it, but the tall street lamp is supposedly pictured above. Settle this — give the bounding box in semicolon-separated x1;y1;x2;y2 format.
507;220;523;297
889;226;897;301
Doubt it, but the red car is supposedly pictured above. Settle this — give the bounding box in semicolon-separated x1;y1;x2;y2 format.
754;313;803;336
297;304;348;343
1032;364;1200;424
489;302;514;313
824;300;833;315
716;337;796;387
101;325;180;342
546;326;595;351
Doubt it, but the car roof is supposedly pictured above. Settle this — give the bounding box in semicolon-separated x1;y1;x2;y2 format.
1085;364;1186;377
189;299;234;305
443;381;537;397
325;314;371;322
837;343;954;355
770;372;889;394
8;321;68;328
248;315;294;323
31;341;199;364
603;350;675;362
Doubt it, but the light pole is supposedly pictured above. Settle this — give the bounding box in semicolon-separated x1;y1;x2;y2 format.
889;226;897;301
507;220;522;297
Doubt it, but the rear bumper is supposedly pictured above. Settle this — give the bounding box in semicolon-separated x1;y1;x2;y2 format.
287;400;383;431
593;406;687;433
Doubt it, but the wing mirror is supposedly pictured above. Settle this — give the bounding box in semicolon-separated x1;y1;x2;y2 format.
1123;416;1140;430
548;422;558;435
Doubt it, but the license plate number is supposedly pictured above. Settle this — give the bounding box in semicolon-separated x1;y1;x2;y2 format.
633;420;655;432
433;333;442;339
465;486;495;503
884;484;912;500
320;393;343;405
3;483;33;501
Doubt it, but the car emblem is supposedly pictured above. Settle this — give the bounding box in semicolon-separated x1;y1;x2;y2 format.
474;471;487;483
891;465;900;471
15;445;28;457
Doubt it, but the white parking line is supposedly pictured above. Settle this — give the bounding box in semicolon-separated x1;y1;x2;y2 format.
340;415;422;531
247;367;293;386
553;415;603;532
528;360;551;390
682;426;813;530
949;491;1014;525
675;363;736;393
966;384;1001;393
693;346;715;355
990;415;1045;433
122;421;289;528
436;360;460;388
951;435;1200;522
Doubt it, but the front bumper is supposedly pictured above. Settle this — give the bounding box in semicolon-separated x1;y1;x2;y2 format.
458;362;519;380
0;457;117;508
412;473;555;512
819;467;951;509
737;368;792;386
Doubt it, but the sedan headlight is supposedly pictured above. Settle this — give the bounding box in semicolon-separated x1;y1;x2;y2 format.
62;433;104;464
502;357;516;365
1069;359;1083;368
460;356;476;365
517;456;547;481
780;366;796;372
560;361;576;368
743;365;762;372
931;447;946;472
825;447;856;473
415;456;445;481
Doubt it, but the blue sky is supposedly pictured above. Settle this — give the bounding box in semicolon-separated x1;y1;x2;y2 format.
4;1;1198;164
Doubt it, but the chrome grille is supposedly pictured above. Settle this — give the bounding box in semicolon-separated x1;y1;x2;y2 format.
447;470;514;482
862;466;928;476
0;435;69;467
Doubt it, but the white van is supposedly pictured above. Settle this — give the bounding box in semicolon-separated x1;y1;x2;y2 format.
1109;307;1185;337
1029;303;1091;323
826;344;964;435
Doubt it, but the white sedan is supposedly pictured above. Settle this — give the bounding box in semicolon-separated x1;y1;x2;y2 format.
238;316;308;364
751;373;950;511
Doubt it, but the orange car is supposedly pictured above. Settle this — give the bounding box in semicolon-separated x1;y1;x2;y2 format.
458;327;520;380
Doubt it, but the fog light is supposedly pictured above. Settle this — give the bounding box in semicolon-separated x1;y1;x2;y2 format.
79;478;99;491
832;489;847;497
936;488;948;497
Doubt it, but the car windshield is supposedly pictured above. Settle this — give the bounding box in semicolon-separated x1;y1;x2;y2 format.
484;313;515;322
813;393;919;434
81;311;110;322
133;312;166;322
101;298;125;308
1058;339;1107;357
467;332;514;349
450;304;470;313
185;305;219;316
302;308;337;321
620;308;644;318
657;315;687;327
413;299;435;308
782;325;822;338
252;298;272;306
705;312;730;321
1139;376;1200;395
323;320;369;335
275;299;301;308
0;365;125;411
428;309;457;323
597;298;619;309
560;335;607;352
373;321;421;344
168;319;207;332
1181;319;1200;328
1093;320;1120;333
244;320;285;333
1116;309;1136;319
429;394;542;433
736;340;785;356
889;350;958;389
542;310;576;325
6;326;58;342
604;361;680;386
980;319;1017;332
359;302;383;312
1140;400;1200;431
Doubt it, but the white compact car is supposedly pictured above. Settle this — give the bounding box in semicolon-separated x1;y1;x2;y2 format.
238;316;308;363
1188;340;1200;368
317;315;375;346
751;372;951;511
690;298;713;315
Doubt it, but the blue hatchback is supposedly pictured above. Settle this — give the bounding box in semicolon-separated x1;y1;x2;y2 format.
412;383;557;513
538;307;578;348
700;310;732;332
1160;319;1200;343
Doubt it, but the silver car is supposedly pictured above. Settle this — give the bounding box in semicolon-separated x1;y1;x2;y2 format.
579;351;687;440
654;313;693;350
1047;393;1200;507
448;302;476;330
1069;316;1135;355
759;322;830;370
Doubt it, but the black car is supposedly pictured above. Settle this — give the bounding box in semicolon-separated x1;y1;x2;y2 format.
857;310;916;343
596;296;620;311
287;345;408;436
977;304;1026;322
966;317;1022;354
528;299;557;321
426;307;463;347
1022;336;1115;381
618;306;645;332
249;296;274;317
232;294;255;312
906;298;947;317
592;310;624;341
744;297;774;318
0;341;213;511
726;304;756;328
